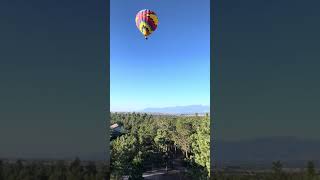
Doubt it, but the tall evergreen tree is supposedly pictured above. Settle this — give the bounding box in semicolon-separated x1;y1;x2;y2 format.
0;160;3;180
307;161;316;180
272;161;284;180
191;115;210;178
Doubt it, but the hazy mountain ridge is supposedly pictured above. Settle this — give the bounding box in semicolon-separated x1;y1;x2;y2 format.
0;152;107;161
141;105;210;114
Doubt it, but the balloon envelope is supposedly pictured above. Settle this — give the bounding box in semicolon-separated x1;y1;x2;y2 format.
135;9;158;38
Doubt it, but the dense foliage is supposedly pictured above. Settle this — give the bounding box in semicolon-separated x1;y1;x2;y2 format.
0;158;109;180
110;112;211;180
211;161;320;180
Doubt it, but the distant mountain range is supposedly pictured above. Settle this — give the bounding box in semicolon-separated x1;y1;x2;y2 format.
140;105;210;114
0;152;107;161
215;136;320;168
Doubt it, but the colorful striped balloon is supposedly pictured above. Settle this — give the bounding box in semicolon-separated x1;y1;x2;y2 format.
135;9;158;39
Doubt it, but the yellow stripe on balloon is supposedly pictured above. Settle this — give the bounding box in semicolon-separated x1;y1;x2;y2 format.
149;14;159;25
139;21;153;36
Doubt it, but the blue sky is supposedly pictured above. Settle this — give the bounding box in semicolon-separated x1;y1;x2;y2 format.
110;0;210;111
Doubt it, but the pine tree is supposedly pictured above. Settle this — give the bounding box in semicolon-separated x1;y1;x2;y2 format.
191;115;210;178
0;160;3;180
307;161;316;180
272;161;284;180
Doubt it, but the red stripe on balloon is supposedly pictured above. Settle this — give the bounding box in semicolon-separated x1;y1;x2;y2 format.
145;16;156;31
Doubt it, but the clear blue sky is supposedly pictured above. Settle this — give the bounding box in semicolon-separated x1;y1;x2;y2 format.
110;0;210;111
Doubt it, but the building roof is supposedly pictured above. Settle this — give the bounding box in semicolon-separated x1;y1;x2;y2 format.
110;123;119;129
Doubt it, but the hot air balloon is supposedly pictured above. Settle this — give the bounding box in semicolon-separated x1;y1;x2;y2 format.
135;9;158;40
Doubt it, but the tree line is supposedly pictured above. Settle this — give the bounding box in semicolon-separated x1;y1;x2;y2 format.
110;112;210;180
0;158;109;180
211;161;319;180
